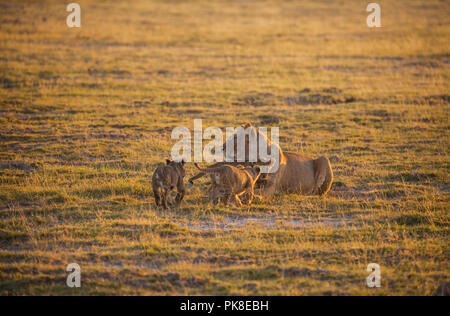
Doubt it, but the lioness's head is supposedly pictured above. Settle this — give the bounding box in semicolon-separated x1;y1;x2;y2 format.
222;123;283;174
166;159;186;178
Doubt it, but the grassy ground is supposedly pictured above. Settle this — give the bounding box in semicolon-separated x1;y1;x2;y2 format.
0;0;449;296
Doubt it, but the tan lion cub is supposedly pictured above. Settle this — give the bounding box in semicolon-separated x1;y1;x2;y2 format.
194;163;262;207
152;159;186;209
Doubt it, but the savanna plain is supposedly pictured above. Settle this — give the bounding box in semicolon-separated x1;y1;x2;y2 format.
0;0;449;295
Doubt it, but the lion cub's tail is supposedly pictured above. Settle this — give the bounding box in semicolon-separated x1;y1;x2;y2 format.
194;163;218;173
314;156;334;196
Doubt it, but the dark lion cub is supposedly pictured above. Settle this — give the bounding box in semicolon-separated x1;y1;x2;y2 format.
152;159;186;209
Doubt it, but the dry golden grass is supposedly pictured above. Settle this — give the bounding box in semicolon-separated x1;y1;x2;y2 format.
0;0;449;295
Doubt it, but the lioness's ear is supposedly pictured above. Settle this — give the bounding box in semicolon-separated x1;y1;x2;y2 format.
181;159;186;166
166;159;173;165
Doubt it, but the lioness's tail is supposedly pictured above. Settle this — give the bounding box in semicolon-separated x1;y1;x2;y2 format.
314;156;333;196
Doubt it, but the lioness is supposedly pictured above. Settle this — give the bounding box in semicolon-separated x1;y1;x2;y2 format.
152;159;186;209
188;124;333;199
194;163;261;207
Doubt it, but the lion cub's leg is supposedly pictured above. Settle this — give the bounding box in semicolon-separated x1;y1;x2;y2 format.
237;191;251;205
222;188;234;206
230;195;243;207
162;189;170;209
208;185;222;206
175;179;185;206
153;187;161;206
207;185;215;200
236;188;255;206
245;190;255;206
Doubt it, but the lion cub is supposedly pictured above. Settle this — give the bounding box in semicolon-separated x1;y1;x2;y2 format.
194;163;261;207
152;159;186;209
